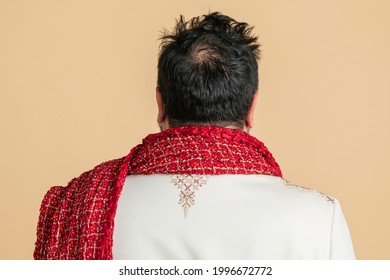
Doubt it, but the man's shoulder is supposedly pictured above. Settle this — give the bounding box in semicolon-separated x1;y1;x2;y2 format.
276;178;337;207
44;156;127;198
76;156;127;181
76;156;128;182
243;175;337;208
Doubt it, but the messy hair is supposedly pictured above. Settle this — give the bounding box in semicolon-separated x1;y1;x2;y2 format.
157;12;260;128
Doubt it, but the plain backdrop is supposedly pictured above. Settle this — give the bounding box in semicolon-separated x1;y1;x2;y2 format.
0;0;389;259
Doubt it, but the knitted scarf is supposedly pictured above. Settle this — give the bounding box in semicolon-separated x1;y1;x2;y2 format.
34;126;282;259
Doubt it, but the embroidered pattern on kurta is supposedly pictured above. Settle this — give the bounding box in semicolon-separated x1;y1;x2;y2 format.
171;174;208;218
283;179;335;204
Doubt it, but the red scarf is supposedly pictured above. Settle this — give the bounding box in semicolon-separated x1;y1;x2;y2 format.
34;126;282;259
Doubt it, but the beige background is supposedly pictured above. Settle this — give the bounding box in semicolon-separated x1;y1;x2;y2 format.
1;0;389;259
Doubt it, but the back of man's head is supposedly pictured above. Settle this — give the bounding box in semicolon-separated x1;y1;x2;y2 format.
158;12;260;129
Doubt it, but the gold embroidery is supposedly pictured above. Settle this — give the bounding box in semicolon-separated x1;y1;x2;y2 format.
283;179;335;204
170;175;208;218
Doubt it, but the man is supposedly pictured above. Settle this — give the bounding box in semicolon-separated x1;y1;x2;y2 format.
34;12;355;259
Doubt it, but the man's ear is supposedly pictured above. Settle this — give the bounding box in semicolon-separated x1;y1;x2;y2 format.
156;87;166;123
245;92;259;129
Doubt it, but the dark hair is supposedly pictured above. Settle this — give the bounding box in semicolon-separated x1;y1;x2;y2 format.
157;12;260;128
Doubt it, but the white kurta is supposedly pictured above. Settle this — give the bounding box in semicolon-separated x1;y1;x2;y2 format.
113;174;355;259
